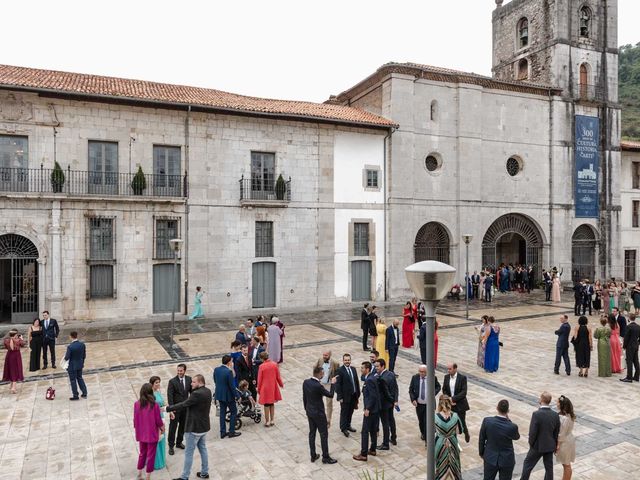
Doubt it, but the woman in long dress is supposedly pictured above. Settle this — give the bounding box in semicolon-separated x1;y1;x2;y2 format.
188;286;204;319
257;351;284;427
368;306;378;353
401;302;414;348
608;317;623;373
556;395;577;480
552;274;562;302
483;316;501;373
633;281;640;314
375;318;389;367
149;376;167;471
602;283;610;315
593;280;602;314
272;316;285;363
475;316;489;368
593;316;611;377
2;330;25;394
434;395;463;480
619;282;630;314
28;318;43;372
266;319;283;366
572;316;593;377
609;282;618;311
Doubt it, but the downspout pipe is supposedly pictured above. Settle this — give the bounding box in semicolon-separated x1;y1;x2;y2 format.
184;105;191;314
383;127;395;301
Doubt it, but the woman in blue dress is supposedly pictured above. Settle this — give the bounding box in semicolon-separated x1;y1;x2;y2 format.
188;286;204;319
149;376;167;471
230;340;243;387
483;316;501;373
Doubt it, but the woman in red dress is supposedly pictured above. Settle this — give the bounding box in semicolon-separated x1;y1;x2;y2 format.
257;351;284;427
401;302;415;348
608;316;623;373
2;330;26;394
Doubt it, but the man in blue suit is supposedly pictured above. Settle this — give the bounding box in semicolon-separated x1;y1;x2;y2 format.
42;310;60;369
352;361;380;461
479;399;520;480
64;331;87;400
385;319;400;373
554;314;571;375
213;355;241;439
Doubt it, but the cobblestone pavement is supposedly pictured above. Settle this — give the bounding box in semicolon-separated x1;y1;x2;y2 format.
1;291;638;479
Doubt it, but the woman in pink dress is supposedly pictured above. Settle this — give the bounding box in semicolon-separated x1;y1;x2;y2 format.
2;330;26;394
133;383;164;480
401;302;414;348
257;351;284;427
551;274;562;302
608;316;623;373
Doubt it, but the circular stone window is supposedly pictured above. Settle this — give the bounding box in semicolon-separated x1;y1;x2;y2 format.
425;155;440;172
506;157;522;176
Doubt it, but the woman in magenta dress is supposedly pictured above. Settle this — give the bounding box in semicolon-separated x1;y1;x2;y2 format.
2;330;26;394
401;301;414;348
133;383;164;479
608;316;623;373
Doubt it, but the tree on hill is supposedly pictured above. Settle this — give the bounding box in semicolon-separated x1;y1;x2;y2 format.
620;43;640;140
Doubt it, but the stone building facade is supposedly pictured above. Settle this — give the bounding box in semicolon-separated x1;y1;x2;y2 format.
620;141;640;282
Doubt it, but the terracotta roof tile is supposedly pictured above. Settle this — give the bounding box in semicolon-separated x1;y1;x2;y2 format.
621;140;640;151
0;64;395;128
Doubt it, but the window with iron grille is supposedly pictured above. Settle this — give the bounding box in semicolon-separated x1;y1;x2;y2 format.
366;169;379;188
633;162;640;189
634;201;640;228
255;221;273;257
88;141;118;194
625;250;637;282
88;217;115;298
354;223;370;256
155;218;179;259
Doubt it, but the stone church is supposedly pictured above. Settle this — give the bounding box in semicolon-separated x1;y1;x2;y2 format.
0;0;630;322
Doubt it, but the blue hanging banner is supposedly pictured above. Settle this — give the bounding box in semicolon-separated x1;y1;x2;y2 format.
575;115;599;218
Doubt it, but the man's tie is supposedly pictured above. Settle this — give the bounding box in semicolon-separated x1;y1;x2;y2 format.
45;320;49;331
180;377;185;393
420;377;426;401
347;367;355;392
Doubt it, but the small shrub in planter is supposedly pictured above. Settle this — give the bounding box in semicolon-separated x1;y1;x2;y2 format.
51;161;65;193
275;174;286;200
131;166;147;195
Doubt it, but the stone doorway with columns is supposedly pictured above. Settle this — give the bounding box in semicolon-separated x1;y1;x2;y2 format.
0;234;39;323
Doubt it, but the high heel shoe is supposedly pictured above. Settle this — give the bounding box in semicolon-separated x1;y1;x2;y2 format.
578;372;584;377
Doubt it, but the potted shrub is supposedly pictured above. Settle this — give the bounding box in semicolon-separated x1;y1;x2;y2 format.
275;174;286;200
131;166;147;195
51;161;65;193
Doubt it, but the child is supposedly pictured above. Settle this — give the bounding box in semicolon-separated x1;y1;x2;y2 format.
237;379;256;410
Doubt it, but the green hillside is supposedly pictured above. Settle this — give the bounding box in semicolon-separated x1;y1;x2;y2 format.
620;43;640;140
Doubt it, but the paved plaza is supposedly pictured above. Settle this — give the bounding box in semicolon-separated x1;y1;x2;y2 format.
2;292;640;479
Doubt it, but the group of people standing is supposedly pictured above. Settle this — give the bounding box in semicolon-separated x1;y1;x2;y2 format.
573;278;640;316
475;315;501;373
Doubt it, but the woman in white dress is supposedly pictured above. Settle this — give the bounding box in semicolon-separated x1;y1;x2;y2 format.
556;395;576;480
551;273;562;303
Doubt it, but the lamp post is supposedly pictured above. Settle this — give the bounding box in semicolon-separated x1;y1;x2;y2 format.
405;261;456;480
462;234;473;322
169;238;184;350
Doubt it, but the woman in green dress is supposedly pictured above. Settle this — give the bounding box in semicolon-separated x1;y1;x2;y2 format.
593;316;612;378
149;376;167;470
434;395;463;480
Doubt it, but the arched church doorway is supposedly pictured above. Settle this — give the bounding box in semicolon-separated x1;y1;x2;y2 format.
414;222;450;264
0;234;39;323
481;214;543;280
571;225;596;282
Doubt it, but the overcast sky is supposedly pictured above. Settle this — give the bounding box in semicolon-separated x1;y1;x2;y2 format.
1;0;637;103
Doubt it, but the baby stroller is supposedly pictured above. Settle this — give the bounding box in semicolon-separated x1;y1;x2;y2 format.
224;390;262;429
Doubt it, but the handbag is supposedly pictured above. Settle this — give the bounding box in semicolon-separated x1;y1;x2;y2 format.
60;358;69;371
45;386;55;400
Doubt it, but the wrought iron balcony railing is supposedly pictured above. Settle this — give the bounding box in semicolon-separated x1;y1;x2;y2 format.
0;166;186;198
575;84;607;102
239;175;291;205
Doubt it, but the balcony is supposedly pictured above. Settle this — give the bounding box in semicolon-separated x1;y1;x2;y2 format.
0;166;186;198
239;175;291;207
575;84;607;103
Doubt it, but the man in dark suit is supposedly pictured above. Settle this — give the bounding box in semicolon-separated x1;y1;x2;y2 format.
353;361;380;461
554;315;571;375
166;374;212;480
64;331;87;401
409;364;441;441
543;270;552;301
41;310;59;369
213;355;241;439
573;281;584;316
248;336;265;381
302;366;338;464
479;399;520;480
374;359;398;449
385;319;400;373
582;280;594;315
335;353;360;437
360;303;370;351
234;324;249;345
520;391;560;480
442;363;470;443
418;322;427;365
236;344;255;397
610;307;627;339
621;313;640;383
472;271;480;299
167;363;192;455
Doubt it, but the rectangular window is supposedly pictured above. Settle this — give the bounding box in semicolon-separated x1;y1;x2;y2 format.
255;221;273;257
88;217;115;298
366;169;379;188
634;201;640;228
88;141;118;194
625;250;637;282
633;162;640;189
153;145;181;195
251;152;275;193
155;218;179;259
354;223;370;256
0;135;28;191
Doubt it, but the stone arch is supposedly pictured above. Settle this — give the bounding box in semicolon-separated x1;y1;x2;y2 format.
481;214;544;277
571;224;597;282
517;17;529;48
0;225;48;262
579;4;592;37
517;58;529;81
414;222;451;264
0;234;40;323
